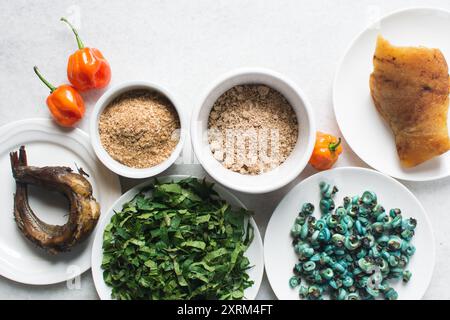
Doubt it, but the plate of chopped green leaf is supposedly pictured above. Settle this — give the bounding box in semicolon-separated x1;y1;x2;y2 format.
91;176;264;300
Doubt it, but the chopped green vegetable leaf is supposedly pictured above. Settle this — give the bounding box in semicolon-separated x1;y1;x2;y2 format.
102;178;254;300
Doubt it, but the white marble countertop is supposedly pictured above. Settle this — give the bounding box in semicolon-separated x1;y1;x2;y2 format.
1;0;449;300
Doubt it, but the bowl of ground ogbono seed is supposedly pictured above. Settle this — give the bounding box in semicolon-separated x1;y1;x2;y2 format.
90;81;186;179
191;68;316;194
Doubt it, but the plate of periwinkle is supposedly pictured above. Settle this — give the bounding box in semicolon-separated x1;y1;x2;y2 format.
264;167;435;300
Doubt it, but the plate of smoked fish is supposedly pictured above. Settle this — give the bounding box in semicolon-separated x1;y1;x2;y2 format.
334;7;450;181
0;119;121;285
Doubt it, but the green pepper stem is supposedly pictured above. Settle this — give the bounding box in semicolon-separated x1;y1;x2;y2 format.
329;138;342;152
33;66;56;92
60;17;84;49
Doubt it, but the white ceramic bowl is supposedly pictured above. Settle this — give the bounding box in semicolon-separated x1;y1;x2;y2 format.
90;81;187;179
191;68;316;194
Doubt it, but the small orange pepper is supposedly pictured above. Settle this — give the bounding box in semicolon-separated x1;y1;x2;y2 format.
34;66;85;127
61;17;111;91
309;131;343;170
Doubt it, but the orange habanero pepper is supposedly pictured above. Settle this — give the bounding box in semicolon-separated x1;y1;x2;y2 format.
309;131;343;171
61;17;111;91
34;66;85;127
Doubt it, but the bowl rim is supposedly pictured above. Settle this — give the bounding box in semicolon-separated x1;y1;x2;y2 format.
190;67;316;194
90;80;186;179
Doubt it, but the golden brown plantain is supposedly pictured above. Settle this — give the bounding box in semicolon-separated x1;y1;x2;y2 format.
369;35;450;168
10;146;100;254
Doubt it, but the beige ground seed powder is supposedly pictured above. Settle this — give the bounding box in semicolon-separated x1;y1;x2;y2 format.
99;89;180;169
208;84;298;175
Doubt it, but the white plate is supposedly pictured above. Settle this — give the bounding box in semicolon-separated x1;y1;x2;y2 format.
333;7;450;181
0;119;121;285
92;175;264;300
264;167;435;300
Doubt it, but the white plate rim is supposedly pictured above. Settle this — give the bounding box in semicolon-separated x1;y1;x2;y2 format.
264;166;436;300
333;6;450;182
0;118;121;285
91;174;264;300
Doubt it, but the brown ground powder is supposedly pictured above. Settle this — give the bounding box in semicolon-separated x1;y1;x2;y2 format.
208;84;298;175
99;89;180;169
